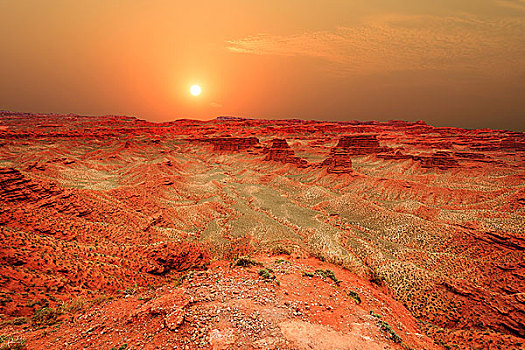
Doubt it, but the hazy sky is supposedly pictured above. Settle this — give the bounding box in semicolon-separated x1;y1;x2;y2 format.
1;0;524;130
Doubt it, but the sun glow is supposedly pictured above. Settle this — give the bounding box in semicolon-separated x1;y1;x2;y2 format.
190;84;202;96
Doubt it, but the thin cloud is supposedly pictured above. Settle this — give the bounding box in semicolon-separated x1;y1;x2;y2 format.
226;14;525;76
496;0;525;11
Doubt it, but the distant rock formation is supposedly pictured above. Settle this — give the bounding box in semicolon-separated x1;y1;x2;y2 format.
319;134;388;173
500;136;525;152
264;138;308;167
377;149;461;170
321;152;353;174
417;151;459;170
331;134;389;155
453;151;492;162
201;137;260;152
216;116;252;122
471;135;525;153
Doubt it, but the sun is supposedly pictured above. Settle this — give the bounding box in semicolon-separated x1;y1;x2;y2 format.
190;84;202;96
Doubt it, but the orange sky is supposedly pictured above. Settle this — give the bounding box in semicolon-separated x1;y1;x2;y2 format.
1;1;524;130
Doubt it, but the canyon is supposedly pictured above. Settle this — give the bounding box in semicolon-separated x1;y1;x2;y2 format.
0;111;523;349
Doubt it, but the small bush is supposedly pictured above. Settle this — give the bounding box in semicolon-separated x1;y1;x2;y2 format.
378;319;402;343
369;270;385;286
32;307;58;326
0;335;27;350
110;344;128;350
370;310;382;319
123;287;136;295
274;259;290;265
301;269;340;284
258;268;280;285
348;291;361;304
258;268;275;280
233;257;263;268
314;269;341;284
59;298;86;314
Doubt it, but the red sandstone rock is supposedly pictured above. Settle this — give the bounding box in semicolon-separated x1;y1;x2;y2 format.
207;137;260;152
320;134;389;173
264;138;308;167
330;134;389;156
321;152;353;174
417;151;459;170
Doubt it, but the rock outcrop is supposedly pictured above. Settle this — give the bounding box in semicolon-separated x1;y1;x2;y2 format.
377;150;461;169
321;152;353;174
208;137;260;152
0;167;62;203
331;134;388;155
417;151;459;170
320;134;388;173
264;138;308;167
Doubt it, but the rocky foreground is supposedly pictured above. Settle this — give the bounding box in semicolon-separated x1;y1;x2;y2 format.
0;112;524;349
7;256;442;350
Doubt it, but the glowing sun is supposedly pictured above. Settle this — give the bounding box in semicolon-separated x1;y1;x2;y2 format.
190;84;202;96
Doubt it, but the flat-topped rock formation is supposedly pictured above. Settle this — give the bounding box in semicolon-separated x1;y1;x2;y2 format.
319;134;388;173
331;134;389;156
264;138;308;167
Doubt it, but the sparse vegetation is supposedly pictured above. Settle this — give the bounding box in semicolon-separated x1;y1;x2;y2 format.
301;269;341;284
58;297;86;314
348;290;361;304
269;243;293;256
274;259;290;265
314;269;340;284
31;307;58;326
233;257;263;268
0;317;28;328
258;268;280;285
109;344;127;350
0;335;27;350
258;268;274;279
378;319;402;343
